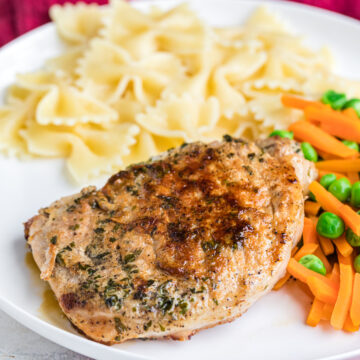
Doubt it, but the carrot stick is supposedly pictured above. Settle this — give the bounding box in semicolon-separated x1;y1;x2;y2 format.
322;264;340;320
307;276;339;304
306;298;324;327
322;303;334;321
304;106;360;143
348;172;360;184
303;217;318;244
343;107;359;121
331;263;354;330
281;95;322;110
308;181;343;216
338;251;354;267
343;315;359;332
318;235;335;256
294;243;318;261
289;120;359;159
309;181;360;236
330;263;341;283
350;273;360;326
317;170;350;181
315;247;332;274
287;258;337;288
273;246;299;290
316;159;360;173
333;234;353;257
305;201;321;217
316;149;341;161
321;122;360;146
340;205;360;237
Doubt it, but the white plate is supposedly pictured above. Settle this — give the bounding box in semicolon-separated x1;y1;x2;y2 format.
1;1;360;359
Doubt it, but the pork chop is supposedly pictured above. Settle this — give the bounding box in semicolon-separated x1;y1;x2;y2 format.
25;136;317;344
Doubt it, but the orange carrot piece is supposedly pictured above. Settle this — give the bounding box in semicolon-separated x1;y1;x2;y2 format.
343;315;359;332
294;243;318;261
315;247;332;274
309;181;360;236
289;120;358;159
308;181;343;216
340;205;360;237
287;258;337;288
343;107;359;121
307;298;324;327
321;121;360;145
348;172;360;184
305;106;360;143
316;149;341;161
307;276;339;304
305;201;321;217
281;95;322;110
318;235;335;256
273;272;291;291
321;266;338;320
333;234;353;257
303;217;318;244
331;263;354;330
331;263;341;283
273;246;299;291
317;170;350;182
316;159;360;173
322;303;334;321
350;273;360;326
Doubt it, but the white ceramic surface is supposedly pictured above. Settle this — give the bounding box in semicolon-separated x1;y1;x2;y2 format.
1;1;360;359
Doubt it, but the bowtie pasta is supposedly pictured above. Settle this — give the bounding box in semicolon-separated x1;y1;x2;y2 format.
1;0;360;183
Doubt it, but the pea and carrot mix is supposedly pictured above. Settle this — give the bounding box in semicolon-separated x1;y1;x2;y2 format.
273;91;360;332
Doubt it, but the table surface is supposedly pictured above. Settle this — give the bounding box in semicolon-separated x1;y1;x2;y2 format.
0;310;92;360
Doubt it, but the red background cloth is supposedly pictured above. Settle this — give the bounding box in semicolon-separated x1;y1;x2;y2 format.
0;0;360;47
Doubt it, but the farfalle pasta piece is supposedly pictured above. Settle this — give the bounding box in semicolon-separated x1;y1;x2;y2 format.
16;70;69;91
248;93;303;130
0;95;39;155
77;39;185;104
210;50;267;118
244;6;292;35
136;94;220;142
36;85;118;126
68;122;139;181
20;121;139;182
50;3;106;44
122;129;182;166
45;46;86;80
5;85;34;105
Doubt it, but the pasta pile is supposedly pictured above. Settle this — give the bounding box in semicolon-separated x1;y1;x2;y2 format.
1;0;360;183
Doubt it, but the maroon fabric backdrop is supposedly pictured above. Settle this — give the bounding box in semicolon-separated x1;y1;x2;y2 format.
0;0;360;47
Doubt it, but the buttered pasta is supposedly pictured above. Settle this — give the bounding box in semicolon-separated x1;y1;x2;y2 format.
1;0;360;183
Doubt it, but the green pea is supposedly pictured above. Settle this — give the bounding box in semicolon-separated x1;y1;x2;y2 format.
342;140;359;152
308;191;316;202
269;130;294;139
316;212;345;239
299;254;326;275
320;173;337;189
354;255;360;273
322;90;347;110
343;98;360;117
301;142;318;162
346;228;360;247
328;177;352;202
351;181;360;208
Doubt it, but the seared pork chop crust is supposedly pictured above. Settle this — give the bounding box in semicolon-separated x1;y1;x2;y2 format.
25;136;316;343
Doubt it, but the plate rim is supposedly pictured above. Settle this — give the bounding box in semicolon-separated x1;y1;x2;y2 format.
1;0;360;359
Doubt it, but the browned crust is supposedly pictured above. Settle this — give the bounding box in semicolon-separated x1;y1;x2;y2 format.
24;216;35;240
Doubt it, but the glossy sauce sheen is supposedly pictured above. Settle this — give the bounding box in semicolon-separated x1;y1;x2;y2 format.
25;137;316;344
